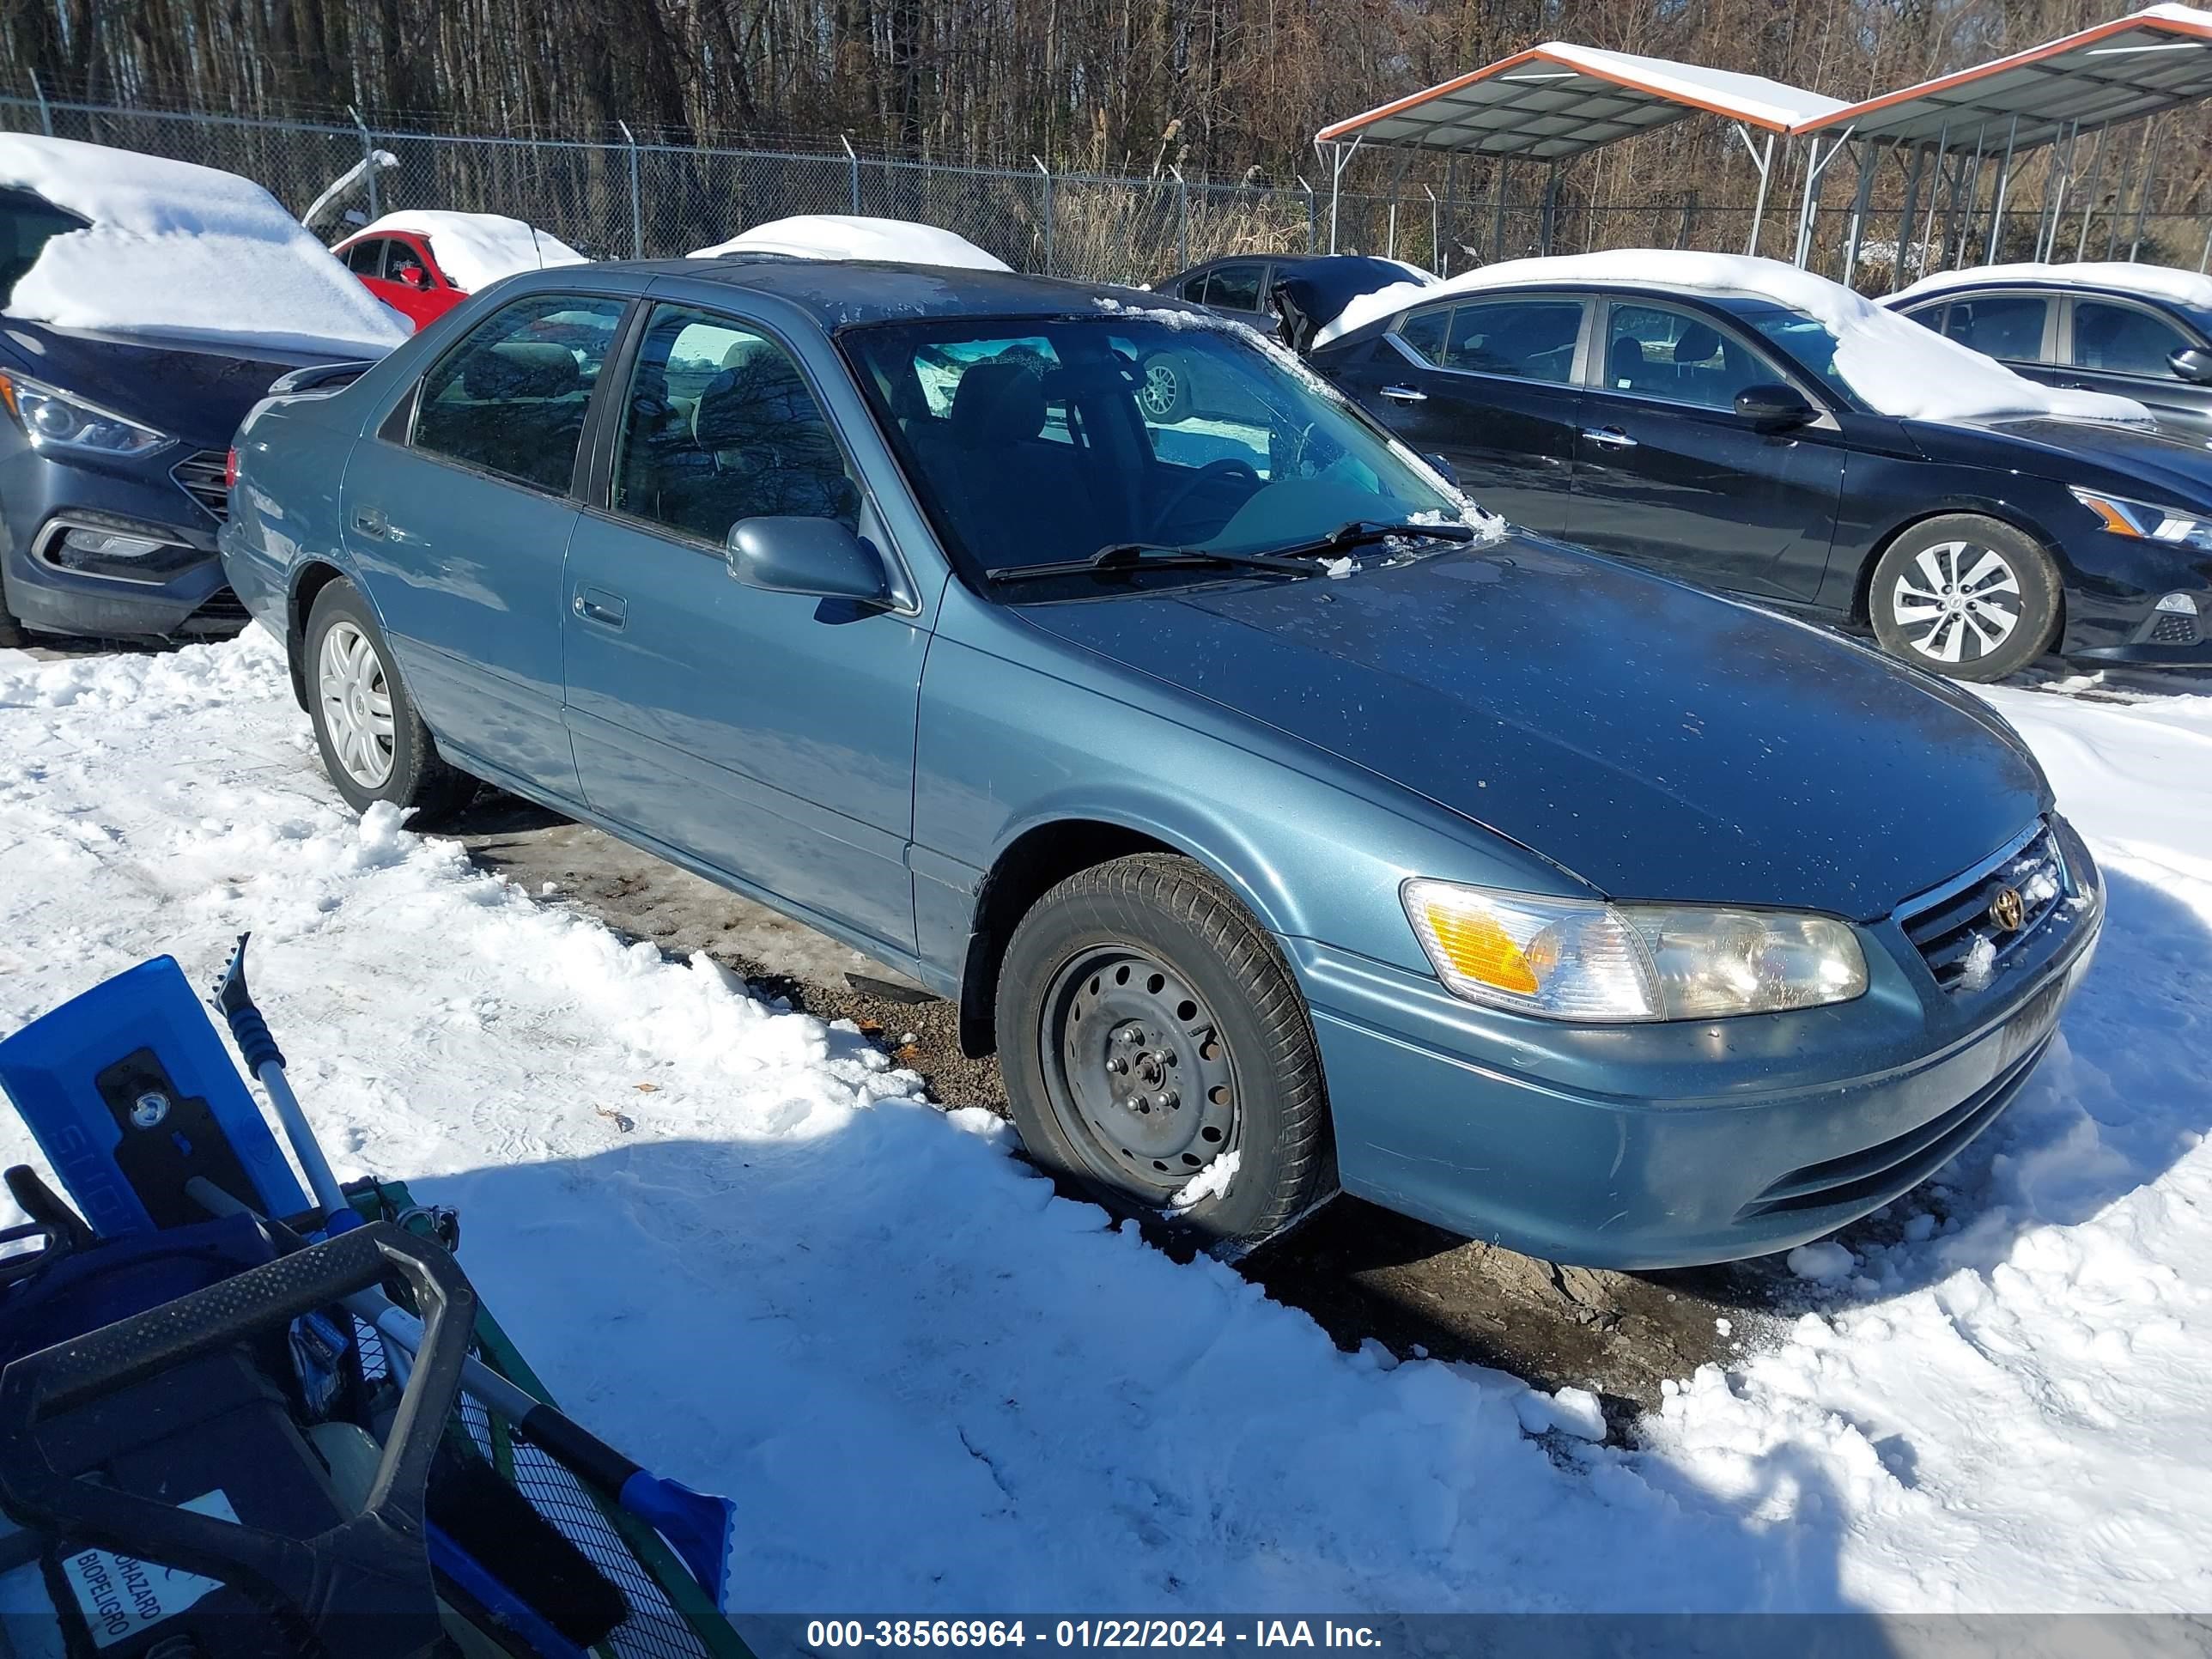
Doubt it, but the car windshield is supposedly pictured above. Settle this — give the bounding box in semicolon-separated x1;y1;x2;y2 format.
0;186;89;309
839;313;1463;584
1734;303;1867;412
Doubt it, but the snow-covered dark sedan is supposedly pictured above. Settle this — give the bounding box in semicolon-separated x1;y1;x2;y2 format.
222;254;2101;1267
0;136;404;646
1315;251;2212;679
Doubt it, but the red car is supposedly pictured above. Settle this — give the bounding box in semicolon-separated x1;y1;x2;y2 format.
331;225;457;327
331;212;589;330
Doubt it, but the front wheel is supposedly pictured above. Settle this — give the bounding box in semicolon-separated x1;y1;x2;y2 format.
1135;353;1190;423
304;580;475;821
995;854;1334;1249
1869;515;2062;683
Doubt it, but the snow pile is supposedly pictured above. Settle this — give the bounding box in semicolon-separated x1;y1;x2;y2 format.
1525;43;1848;130
1893;260;2212;313
1314;249;2152;426
691;215;1010;271
352;210;586;294
0;135;409;355
3;632;2212;1610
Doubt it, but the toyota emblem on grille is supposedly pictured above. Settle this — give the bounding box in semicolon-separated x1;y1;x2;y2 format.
1988;886;2026;933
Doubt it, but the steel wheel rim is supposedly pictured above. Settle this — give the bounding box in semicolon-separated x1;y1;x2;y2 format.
1892;540;2023;665
317;620;396;789
1038;945;1239;1202
1139;362;1180;418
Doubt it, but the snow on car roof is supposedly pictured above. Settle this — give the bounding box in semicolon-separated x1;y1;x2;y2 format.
1316;248;2151;427
0;133;410;355
1892;261;2212;314
690;215;1011;271
352;210;586;295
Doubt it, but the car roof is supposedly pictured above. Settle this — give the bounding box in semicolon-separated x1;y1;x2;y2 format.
542;253;1190;330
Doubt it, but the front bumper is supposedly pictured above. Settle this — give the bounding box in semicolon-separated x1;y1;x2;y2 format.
1297;822;2104;1268
0;445;241;641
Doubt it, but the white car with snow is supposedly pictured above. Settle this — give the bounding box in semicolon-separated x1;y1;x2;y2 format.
1888;261;2212;441
1311;249;2212;678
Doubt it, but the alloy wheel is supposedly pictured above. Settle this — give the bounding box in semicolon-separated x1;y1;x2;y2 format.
317;619;397;789
1039;945;1239;1200
1890;540;2022;666
1138;361;1181;420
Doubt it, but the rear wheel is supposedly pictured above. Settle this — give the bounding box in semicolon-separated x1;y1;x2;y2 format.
304;580;475;822
1135;353;1190;423
1869;515;2061;683
995;854;1334;1250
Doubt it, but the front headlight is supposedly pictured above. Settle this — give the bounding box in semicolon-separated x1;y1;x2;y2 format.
1401;879;1868;1022
2070;487;2212;552
0;370;172;459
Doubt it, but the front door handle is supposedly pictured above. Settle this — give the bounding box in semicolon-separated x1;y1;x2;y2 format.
1581;426;1638;450
351;505;387;538
1380;385;1428;404
572;586;628;629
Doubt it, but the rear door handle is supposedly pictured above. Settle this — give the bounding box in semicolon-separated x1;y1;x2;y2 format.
1581;426;1638;450
350;505;387;538
1380;385;1428;404
572;586;628;629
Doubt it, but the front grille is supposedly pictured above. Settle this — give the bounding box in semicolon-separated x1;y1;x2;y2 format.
1895;823;2067;992
177;586;251;634
2150;611;2199;646
172;449;229;521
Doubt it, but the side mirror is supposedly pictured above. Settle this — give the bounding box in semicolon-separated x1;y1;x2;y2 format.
2170;346;2212;385
1734;382;1817;431
399;264;429;290
1422;452;1460;486
726;517;890;606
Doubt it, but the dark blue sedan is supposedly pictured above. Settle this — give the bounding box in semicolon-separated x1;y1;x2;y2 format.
220;255;2103;1267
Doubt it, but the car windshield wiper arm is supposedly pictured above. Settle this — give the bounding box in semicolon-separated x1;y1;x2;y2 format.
988;520;1481;586
987;544;1318;583
1246;518;1480;562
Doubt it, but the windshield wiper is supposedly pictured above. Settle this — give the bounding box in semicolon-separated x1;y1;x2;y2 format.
1248;518;1480;561
987;520;1480;586
987;544;1317;584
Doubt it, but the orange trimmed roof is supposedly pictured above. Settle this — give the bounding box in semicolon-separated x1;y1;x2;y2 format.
1316;42;1847;158
1793;4;2212;144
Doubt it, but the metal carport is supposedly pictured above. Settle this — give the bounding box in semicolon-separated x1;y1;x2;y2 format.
1314;42;1847;263
1791;3;2212;285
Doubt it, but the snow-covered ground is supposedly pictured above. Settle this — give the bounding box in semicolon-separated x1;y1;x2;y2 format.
1;630;2209;1612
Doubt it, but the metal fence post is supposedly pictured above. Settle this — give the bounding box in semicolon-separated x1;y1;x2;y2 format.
842;135;860;215
1297;174;1316;252
1170;165;1188;268
1033;157;1053;274
29;71;52;137
1425;185;1438;272
349;106;380;219
617;120;643;258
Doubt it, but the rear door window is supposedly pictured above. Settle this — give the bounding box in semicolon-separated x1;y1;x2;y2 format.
2070;299;2191;379
1942;294;2048;362
1204;264;1267;312
409;293;627;494
1441;298;1584;383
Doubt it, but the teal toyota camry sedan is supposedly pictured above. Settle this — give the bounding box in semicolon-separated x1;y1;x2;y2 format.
219;254;2103;1267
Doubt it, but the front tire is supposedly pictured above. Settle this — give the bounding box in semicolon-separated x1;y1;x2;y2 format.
995;854;1334;1249
1135;353;1191;423
303;580;474;821
1869;515;2061;683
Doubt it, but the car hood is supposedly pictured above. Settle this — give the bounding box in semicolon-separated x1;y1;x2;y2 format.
1012;535;2049;921
0;319;368;450
1930;414;2212;504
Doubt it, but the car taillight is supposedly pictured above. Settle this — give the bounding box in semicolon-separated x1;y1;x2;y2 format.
224;447;239;489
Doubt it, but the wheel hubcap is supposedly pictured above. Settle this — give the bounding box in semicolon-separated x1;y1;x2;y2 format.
1040;947;1237;1200
317;620;397;789
1139;363;1178;417
1891;541;2022;665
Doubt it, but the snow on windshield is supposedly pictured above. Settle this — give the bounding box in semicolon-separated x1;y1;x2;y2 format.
356;210;586;294
1893;260;2212;314
0;134;410;355
690;214;1010;271
1316;250;2153;427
